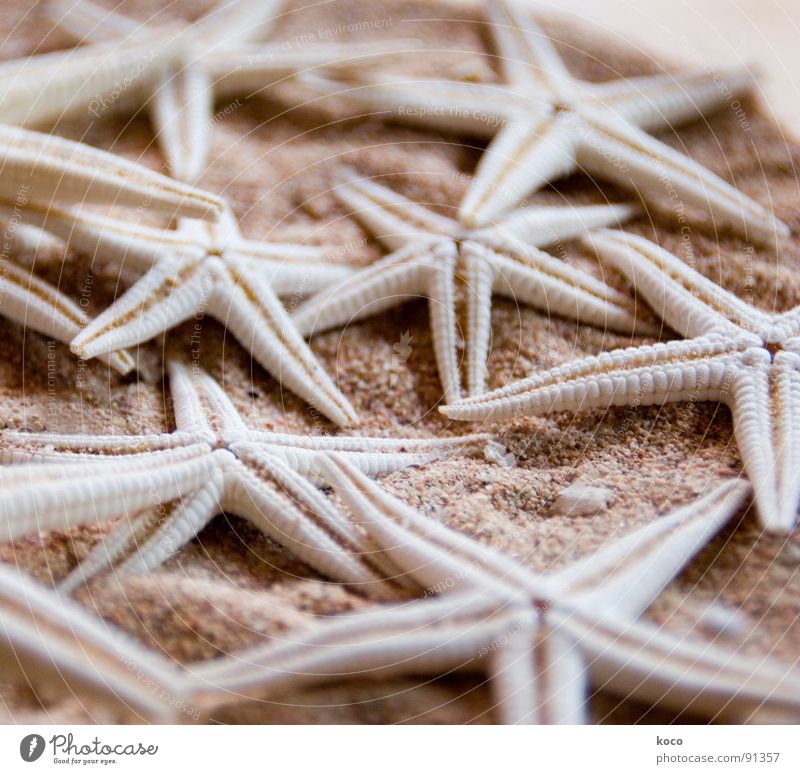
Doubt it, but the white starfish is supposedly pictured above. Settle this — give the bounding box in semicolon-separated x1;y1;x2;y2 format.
0;562;192;721
12;202;359;426
193;475;800;724
0;122;222;374
47;0;420;181
304;0;787;241
0;360;488;598
443;229;800;532
294;170;651;400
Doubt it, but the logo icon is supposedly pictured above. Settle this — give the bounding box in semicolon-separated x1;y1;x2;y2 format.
19;734;45;762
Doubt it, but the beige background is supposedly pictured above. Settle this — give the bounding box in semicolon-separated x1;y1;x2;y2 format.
544;0;800;132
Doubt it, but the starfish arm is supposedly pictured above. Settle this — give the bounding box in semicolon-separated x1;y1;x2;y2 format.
584;229;771;339
487;0;573;90
459;114;579;228
333;168;458;252
479;202;638;248
575;108;789;242
554;479;751;618
292;243;440;336
591;68;755;132
0;41;169;126
0;220;64;262
299;73;520;137
167;359;246;438
7;205;189;273
58;508;163;594
557;609;800;721
316;455;543;598
728;350;800;532
205;39;423;97
441;333;756;422
427;241;463;401
0;125;223;220
208;262;358;427
244;430;492;482
0;258;135;374
490;626;588;724
774;350;800;530
255;257;354;296
117;466;225;575
151;65;214;182
0;564;189;721
0;431;183;462
70;252;211;360
0;444;214;542
463;239;647;395
222;455;393;596
192;594;520;704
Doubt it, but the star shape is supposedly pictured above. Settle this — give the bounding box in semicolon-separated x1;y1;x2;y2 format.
0;122;223;374
193;474;800;724
443;228;800;532
20;202;360;426
0;562;190;721
1;360;488;598
294;169;651;401
305;0;787;241
45;0;420;181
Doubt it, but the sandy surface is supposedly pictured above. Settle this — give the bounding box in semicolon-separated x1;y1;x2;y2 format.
0;0;798;724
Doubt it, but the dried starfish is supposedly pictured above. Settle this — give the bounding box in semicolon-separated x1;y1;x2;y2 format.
294;170;650;400
0;360;487;598
0;562;192;721
0;122;223;374
49;0;419;181
304;0;787;241
193;475;800;724
14;202;358;426
443;229;800;533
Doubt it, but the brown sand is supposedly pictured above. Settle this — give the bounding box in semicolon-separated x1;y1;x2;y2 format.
0;0;798;724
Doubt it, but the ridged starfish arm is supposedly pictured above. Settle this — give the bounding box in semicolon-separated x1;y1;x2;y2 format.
583;229;772;339
440;333;759;421
556;609;800;722
461;236;651;395
0;39;173;126
297;171;643;399
0;443;215;542
294;240;463;403
0;255;135;374
205;39;423;98
589;68;756;132
0;125;222;220
572;108;787;243
0;564;192;721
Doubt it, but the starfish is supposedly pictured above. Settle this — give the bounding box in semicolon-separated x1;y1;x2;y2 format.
192;474;800;724
47;0;420;181
303;0;787;241
0;122;222;374
294;170;651;400
0;562;192;721
443;229;800;533
13;202;359;426
0;360;488;598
